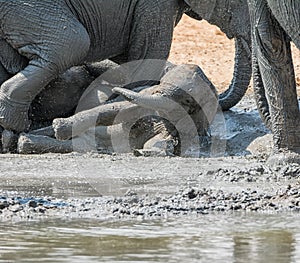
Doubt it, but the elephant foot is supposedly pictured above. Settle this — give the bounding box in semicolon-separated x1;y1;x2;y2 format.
267;149;300;167
0;93;30;132
18;133;73;154
2;129;18;153
53;118;74;141
134;134;177;157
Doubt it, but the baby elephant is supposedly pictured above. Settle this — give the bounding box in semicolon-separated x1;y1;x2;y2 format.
18;64;218;156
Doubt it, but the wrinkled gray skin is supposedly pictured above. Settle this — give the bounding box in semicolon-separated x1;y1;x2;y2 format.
247;0;300;165
0;0;252;136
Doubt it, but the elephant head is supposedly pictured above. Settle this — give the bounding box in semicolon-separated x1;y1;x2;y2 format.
184;0;252;110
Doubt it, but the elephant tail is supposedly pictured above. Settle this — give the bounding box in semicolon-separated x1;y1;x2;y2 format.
252;50;272;130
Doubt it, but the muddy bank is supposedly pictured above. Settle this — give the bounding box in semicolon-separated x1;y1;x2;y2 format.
0;153;300;222
0;157;300;222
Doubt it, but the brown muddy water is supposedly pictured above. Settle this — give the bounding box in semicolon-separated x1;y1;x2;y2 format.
1;213;300;263
1;96;300;262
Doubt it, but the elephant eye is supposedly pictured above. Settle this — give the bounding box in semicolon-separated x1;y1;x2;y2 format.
184;98;192;105
189;107;200;116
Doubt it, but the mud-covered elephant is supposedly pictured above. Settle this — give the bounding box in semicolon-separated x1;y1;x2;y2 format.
247;0;300;164
17;63;218;156
0;0;252;135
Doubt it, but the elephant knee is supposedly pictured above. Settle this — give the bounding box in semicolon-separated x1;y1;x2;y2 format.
67;27;90;64
254;21;288;63
53;24;90;73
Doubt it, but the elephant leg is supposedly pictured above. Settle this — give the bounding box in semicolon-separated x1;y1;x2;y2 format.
0;64;63;132
18;133;73;154
53;101;135;141
0;40;90;133
267;1;300;50
249;0;300;164
1;129;18;153
0;63;9;143
0;3;90;133
0;62;10;153
18;125;119;154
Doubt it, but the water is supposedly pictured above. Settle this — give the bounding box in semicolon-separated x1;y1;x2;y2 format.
1;154;300;262
1;213;300;262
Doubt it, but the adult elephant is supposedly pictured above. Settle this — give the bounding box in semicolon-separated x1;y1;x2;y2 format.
247;0;300;164
0;0;252;135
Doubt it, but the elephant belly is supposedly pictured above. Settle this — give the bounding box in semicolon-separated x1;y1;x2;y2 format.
65;0;138;62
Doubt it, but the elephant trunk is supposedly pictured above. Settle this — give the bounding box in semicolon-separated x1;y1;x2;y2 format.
218;37;252;110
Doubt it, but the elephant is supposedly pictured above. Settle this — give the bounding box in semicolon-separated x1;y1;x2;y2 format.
0;0;253;136
246;0;300;164
16;63;218;156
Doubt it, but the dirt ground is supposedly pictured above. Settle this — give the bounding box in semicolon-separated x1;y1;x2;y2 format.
170;15;300;95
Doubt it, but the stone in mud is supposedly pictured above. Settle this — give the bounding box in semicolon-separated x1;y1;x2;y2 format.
247;134;273;156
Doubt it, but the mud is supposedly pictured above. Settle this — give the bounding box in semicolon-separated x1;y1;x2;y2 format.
0;156;300;222
0;95;300;222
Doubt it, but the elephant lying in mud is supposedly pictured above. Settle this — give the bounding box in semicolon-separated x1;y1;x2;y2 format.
248;0;300;165
14;64;218;156
0;0;252;135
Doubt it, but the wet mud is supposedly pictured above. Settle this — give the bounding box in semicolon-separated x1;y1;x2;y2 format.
0;157;300;222
0;95;299;222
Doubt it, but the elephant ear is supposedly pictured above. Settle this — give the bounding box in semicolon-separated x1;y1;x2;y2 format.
183;0;217;20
